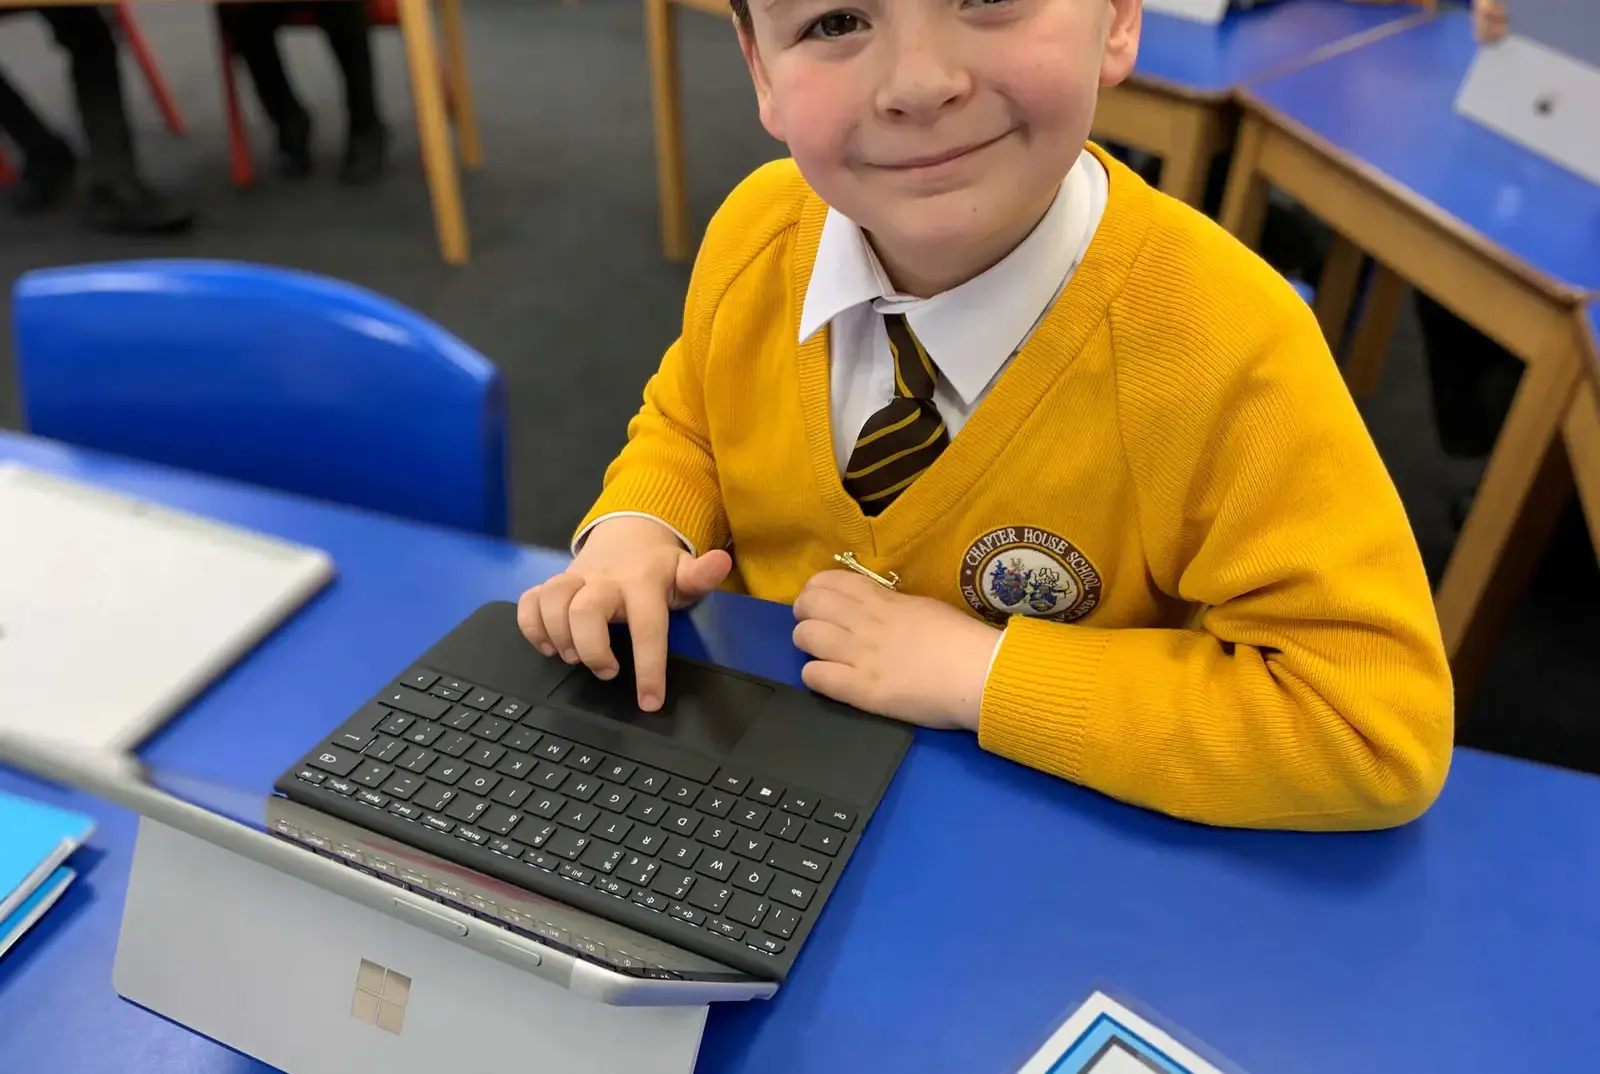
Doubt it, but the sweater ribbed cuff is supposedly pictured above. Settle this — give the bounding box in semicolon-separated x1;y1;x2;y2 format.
977;617;1113;782
574;470;724;560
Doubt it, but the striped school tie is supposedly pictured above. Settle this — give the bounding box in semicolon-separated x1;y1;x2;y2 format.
843;314;950;516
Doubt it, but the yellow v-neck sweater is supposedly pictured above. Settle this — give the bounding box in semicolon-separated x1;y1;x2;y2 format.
580;145;1453;831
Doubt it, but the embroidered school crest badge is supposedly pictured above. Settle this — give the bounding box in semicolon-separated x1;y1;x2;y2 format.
958;526;1103;624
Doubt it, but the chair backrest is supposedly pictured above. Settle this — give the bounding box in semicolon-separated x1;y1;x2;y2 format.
13;260;510;537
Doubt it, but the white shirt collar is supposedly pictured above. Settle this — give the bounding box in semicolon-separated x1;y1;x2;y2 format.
799;149;1097;405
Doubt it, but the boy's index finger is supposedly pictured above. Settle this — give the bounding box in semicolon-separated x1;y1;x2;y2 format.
623;589;671;712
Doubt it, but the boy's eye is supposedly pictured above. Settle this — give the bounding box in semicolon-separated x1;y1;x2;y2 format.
806;10;862;37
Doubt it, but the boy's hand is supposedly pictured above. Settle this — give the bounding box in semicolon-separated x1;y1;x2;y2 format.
792;571;1002;731
517;516;732;712
1472;0;1506;44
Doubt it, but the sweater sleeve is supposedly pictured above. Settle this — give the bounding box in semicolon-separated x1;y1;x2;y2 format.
977;275;1454;831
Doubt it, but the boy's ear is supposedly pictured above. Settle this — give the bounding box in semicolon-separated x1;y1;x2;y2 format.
1100;0;1142;88
737;20;787;141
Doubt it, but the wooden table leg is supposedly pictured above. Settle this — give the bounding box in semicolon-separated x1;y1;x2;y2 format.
398;0;469;264
1313;234;1365;357
1341;264;1408;398
1565;377;1600;557
1158;109;1219;209
1218;115;1270;247
438;0;481;171
646;0;691;262
1435;339;1582;703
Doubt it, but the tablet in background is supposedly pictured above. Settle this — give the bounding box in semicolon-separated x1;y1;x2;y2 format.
0;462;335;751
1015;991;1235;1074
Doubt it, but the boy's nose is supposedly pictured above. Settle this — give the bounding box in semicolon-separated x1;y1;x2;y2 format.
874;36;972;121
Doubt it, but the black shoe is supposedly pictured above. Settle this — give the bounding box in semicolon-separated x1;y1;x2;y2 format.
12;141;77;216
277;111;314;180
339;122;387;186
85;179;195;235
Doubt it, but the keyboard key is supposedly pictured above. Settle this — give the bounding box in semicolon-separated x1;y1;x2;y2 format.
696;790;736;818
351;762;393;789
423;813;454;833
567;747;604;774
799;824;843;856
462;768;502;796
707;918;745;941
714;770;749;794
596;785;635;813
767;842;830;882
512;818;556;847
595;877;631;899
565;776;601;803
558;802;599;832
435;731;473;758
466;689;501;711
399;747;437;774
662;837;702;868
724;892;770;929
432;687;464;702
479;805;524;837
769;873;816;910
475;716;513;742
661;807;703;839
491;780;532;808
534;764;570;791
525;849;561;871
764;812;804;843
668;903;705;926
662;779;700;805
765;905;801;939
536;737;574;763
687;882;732;915
628;768;669;796
445;794;488;825
389;801;424;822
593;814;634;844
378;711;414;736
503;726;542;753
443;707;481;732
600;759;637;784
733;833;772;861
402;668;440;690
558;863;594;885
309;746;362;776
413;782;458;812
632;889;669;913
624;828;665;856
580;842;628;875
497;753;538;781
627;796;667;825
700;822;736;850
748;782;784;806
296;768;326;785
455;826;488;846
381;686;451;721
651;866;696;901
334;728;376;751
355;790;389;809
324;776;356;795
544;828;590;861
427;757;468;785
735;802;769;829
528;792;567;819
615;854;659;887
695;853;735;882
368;736;409;763
466;743;505;768
489;837;524;858
780;791;818;817
493;697;529;720
437;677;472;695
733;864;773;896
816;802;857;831
404;722;444;747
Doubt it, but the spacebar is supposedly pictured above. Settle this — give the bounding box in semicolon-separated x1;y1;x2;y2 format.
522;706;719;783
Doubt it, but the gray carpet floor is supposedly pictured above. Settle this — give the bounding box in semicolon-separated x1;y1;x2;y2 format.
2;0;1596;776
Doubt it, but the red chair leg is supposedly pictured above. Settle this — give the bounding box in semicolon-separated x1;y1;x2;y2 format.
0;145;16;188
115;4;187;136
217;33;257;188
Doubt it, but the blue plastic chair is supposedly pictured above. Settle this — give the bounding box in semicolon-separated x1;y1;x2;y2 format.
12;260;509;537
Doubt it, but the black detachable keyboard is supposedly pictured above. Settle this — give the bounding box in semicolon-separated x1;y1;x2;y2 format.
277;662;871;981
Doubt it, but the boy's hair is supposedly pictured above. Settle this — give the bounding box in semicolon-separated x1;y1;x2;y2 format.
730;0;752;35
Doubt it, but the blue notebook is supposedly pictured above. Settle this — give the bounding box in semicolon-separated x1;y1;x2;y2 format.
0;866;75;959
0;790;95;929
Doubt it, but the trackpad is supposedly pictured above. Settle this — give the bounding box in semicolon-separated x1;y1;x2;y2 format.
550;648;771;756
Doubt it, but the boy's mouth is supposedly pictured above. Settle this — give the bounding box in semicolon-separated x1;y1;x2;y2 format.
872;129;1015;172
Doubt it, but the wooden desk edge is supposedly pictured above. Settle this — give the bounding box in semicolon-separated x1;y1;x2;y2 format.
1231;90;1591;309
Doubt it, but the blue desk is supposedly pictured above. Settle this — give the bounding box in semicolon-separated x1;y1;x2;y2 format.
1221;9;1600;706
4;427;1600;1073
1092;0;1423;204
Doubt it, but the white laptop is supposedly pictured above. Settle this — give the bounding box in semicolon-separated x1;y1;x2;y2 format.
0;463;335;751
1455;0;1600;186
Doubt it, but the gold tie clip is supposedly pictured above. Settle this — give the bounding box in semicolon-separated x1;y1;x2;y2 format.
834;552;899;591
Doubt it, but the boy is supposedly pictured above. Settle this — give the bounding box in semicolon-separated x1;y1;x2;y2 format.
520;0;1454;830
217;1;386;184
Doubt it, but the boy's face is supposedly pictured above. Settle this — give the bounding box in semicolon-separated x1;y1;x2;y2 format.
739;0;1140;283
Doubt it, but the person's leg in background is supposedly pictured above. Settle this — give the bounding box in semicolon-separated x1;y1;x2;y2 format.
311;0;386;184
0;61;77;214
217;3;314;178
